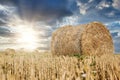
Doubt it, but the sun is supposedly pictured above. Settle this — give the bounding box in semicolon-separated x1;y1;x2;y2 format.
15;24;39;50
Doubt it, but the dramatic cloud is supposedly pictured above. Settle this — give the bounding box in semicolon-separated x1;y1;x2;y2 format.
112;0;120;10
0;26;16;37
0;4;15;15
0;0;120;52
96;0;111;10
8;0;73;22
0;4;17;37
106;21;120;53
76;0;88;15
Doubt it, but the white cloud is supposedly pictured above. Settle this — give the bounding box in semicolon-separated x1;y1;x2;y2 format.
0;4;15;15
96;1;111;10
112;0;120;10
106;21;120;52
88;0;94;3
107;11;115;17
103;11;115;18
118;32;120;36
0;18;7;23
76;0;111;15
0;7;52;50
79;8;87;15
76;1;89;15
56;15;79;27
35;22;53;31
0;4;17;26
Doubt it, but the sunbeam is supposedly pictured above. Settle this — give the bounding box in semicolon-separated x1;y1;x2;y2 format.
9;20;39;50
16;24;38;50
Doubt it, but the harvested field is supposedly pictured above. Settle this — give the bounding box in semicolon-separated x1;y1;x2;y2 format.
0;52;120;80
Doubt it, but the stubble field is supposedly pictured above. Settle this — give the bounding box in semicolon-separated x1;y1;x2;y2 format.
0;52;120;80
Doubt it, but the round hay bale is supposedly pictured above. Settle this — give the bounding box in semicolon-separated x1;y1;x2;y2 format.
51;22;114;56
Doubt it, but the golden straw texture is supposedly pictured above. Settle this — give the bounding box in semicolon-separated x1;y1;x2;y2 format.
51;22;114;56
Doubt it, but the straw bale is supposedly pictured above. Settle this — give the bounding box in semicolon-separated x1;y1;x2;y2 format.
51;22;114;56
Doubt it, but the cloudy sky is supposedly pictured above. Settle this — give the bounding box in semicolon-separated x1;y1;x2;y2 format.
0;0;120;53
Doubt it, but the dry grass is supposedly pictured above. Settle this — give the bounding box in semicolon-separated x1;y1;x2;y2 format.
51;22;114;56
0;52;120;80
4;48;16;55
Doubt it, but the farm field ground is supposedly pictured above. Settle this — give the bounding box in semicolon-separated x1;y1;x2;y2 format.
0;51;120;80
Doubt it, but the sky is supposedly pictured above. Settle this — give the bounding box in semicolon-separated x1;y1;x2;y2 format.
0;0;120;53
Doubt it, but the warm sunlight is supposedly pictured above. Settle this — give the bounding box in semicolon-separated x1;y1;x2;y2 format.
15;24;39;50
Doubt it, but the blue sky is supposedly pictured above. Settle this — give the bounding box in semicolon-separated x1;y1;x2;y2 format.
0;0;120;53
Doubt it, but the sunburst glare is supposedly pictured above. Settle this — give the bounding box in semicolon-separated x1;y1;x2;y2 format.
13;23;39;50
10;21;38;50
